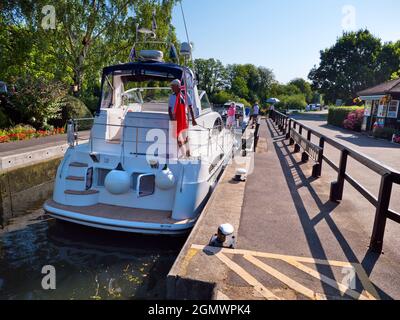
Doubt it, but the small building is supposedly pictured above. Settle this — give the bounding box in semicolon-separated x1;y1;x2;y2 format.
358;78;400;132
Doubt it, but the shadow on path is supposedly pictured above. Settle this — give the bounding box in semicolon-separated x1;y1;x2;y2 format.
266;119;392;300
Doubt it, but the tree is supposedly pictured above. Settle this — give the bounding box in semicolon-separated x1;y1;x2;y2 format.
0;0;177;96
226;64;274;104
211;91;250;107
212;91;235;105
309;30;400;104
376;41;400;83
275;94;307;111
10;75;67;128
257;66;275;103
288;78;313;103
269;82;301;99
194;58;228;96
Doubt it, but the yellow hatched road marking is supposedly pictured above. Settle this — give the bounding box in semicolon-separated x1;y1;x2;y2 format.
192;245;379;300
351;263;380;300
282;258;373;300
214;252;281;300
243;255;321;300
192;245;353;268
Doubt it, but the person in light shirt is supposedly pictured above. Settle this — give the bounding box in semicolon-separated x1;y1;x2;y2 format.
252;102;260;124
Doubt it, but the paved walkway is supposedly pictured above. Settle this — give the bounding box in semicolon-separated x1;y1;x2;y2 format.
169;119;400;300
0;131;90;170
228;120;400;299
0;131;90;157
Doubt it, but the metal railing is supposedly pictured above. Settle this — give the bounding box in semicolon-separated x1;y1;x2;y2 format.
67;117;237;160
271;110;400;253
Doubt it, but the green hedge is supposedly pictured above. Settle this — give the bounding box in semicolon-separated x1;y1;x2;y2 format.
328;106;364;128
275;94;307;110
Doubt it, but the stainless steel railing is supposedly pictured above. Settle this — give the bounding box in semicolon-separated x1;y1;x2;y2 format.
67;117;237;159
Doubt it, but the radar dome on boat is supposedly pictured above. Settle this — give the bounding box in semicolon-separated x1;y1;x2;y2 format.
139;50;164;62
105;170;131;195
180;42;192;57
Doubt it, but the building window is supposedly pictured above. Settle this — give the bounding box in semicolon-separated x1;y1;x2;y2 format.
387;100;399;119
365;100;372;116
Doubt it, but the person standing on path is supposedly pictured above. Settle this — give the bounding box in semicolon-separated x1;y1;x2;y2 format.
252;102;260;125
227;102;236;129
269;104;275;118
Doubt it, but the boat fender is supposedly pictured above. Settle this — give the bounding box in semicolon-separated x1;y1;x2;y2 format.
105;170;131;195
155;166;176;190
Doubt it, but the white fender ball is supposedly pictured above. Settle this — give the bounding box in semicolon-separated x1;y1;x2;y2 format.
155;168;176;190
105;170;131;195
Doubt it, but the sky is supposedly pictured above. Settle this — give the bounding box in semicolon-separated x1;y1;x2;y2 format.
172;0;400;84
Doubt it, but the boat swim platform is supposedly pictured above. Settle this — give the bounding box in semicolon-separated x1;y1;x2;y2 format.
167;118;400;300
44;199;192;226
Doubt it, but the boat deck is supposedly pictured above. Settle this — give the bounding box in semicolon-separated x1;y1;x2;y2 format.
45;200;189;225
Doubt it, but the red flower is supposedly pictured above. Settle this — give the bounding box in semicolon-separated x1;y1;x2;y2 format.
0;135;10;143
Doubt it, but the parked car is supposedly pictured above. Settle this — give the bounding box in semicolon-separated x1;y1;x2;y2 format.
306;104;321;111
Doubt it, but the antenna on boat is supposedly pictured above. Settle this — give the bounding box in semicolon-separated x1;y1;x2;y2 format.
179;0;194;66
179;0;191;46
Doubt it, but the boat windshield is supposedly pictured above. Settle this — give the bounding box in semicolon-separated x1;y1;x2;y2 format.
101;73;176;113
123;87;172;112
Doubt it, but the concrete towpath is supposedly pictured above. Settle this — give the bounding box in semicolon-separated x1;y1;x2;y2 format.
0;131;90;170
168;119;400;300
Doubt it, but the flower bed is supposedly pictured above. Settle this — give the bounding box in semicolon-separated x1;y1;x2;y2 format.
392;133;400;144
343;108;364;132
0;125;65;143
328;106;364;129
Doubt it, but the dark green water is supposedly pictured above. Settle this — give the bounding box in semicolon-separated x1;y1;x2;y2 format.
0;206;187;300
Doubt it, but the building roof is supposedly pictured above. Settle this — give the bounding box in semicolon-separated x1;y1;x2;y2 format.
358;78;400;97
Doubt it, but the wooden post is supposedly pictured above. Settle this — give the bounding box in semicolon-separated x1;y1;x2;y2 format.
370;173;393;253
312;137;325;178
301;130;312;163
286;119;292;139
254;123;260;152
329;149;348;202
301;152;309;163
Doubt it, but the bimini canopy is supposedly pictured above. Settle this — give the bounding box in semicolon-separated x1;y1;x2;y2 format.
102;62;184;82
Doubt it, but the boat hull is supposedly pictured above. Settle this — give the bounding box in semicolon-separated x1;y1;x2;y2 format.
44;200;197;235
44;152;229;235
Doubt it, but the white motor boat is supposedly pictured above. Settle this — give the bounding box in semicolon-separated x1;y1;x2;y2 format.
44;41;237;235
